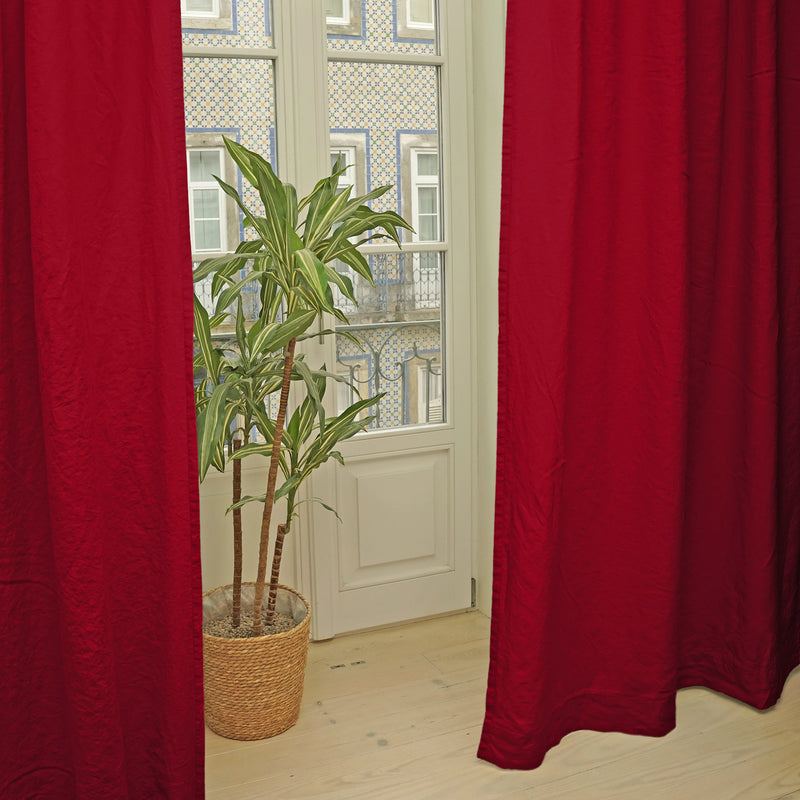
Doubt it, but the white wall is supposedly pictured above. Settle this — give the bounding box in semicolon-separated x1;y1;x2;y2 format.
199;464;298;594
472;0;506;615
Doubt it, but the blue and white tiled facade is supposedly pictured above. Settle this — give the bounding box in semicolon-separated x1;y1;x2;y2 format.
182;0;272;48
182;56;277;215
328;61;438;217
327;0;437;54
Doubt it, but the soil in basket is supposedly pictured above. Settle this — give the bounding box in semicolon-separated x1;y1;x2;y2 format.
204;611;297;639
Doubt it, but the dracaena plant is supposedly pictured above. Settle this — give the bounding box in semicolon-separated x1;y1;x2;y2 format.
193;137;413;637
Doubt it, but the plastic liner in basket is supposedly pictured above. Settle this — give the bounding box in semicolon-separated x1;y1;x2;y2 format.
203;583;308;628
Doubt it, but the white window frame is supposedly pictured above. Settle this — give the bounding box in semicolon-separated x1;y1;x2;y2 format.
410;147;440;242
187;147;228;255
325;0;351;26
409;147;440;310
416;363;443;423
181;0;220;20
407;0;435;30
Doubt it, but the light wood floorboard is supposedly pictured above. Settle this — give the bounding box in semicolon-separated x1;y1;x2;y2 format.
205;612;800;799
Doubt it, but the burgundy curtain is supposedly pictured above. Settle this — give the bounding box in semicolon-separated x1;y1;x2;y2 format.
0;2;204;797
480;0;800;770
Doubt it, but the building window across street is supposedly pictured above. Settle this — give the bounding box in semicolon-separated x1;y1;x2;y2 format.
407;0;435;29
187;148;227;254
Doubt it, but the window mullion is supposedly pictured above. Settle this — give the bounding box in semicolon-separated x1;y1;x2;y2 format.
276;0;329;193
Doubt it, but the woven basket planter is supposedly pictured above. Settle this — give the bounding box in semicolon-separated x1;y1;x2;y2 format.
202;583;311;740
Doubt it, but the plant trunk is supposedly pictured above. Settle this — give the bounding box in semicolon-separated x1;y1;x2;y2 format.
251;338;296;636
231;437;244;627
265;521;290;624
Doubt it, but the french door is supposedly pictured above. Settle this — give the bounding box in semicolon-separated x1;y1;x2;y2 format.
185;0;476;639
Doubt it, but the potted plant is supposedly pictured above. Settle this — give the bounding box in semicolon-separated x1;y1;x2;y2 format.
193;137;412;740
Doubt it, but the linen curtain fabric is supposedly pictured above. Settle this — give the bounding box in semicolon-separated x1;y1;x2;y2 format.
480;0;800;770
0;2;204;797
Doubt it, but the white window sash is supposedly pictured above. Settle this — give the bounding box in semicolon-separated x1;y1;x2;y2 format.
331;146;357;192
410;147;440;243
326;0;351;26
187;148;227;254
407;0;435;30
181;0;221;20
416;364;443;423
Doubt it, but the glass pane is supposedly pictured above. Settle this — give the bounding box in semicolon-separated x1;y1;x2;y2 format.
416;152;438;176
194;188;220;219
183;0;273;49
409;0;433;25
189;150;221;183
417;186;437;215
327;0;437;56
195;219;221;251
418;214;437;241
334;252;444;429
326;0;345;19
187;0;214;12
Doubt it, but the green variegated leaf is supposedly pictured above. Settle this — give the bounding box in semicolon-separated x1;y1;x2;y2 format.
324;266;356;304
301;170;339;225
303;185;353;249
331;303;349;325
329;246;374;284
296;327;334;342
215;269;262;315
273;473;303;503
245;398;276;441
196;382;239;481
193;296;222;383
248;309;316;355
208;310;229;329
301;497;343;521
293;283;327;316
230;441;272;459
333;207;412;247
310;395;382;459
286;406;301;445
215;176;274;245
294;395;318;448
291;357;326;430
193;242;262;283
336;328;364;348
294;249;333;310
284;184;298;232
222;136;273;190
250;159;291;263
227;493;267;513
234;296;246;348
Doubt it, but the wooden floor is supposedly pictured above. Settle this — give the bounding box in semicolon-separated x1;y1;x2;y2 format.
205;612;800;799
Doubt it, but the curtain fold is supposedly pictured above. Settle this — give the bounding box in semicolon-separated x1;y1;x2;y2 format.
480;0;800;770
0;2;204;797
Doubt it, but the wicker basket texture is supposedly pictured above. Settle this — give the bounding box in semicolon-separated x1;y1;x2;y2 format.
202;583;311;740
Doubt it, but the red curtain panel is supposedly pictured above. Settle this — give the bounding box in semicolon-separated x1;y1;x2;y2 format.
0;2;204;797
480;0;800;770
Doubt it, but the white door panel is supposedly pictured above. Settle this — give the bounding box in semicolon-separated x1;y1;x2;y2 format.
338;448;451;588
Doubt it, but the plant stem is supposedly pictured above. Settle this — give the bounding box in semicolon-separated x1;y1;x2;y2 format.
251;338;296;636
266;519;290;624
231;437;244;627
